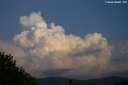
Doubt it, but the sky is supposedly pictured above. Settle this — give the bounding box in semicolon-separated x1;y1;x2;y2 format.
0;0;128;80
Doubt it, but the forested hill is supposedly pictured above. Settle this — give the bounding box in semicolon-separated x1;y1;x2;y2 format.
37;76;128;85
38;77;81;85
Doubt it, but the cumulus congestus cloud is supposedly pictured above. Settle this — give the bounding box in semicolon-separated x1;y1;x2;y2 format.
0;12;127;79
13;12;114;79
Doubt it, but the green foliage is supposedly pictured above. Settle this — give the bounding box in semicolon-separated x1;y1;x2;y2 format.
0;52;38;85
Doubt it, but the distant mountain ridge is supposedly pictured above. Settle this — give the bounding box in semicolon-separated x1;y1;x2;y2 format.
85;76;128;85
38;77;81;85
37;76;128;85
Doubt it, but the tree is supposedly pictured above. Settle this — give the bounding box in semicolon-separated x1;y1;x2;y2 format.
0;52;38;85
69;79;73;85
116;80;128;85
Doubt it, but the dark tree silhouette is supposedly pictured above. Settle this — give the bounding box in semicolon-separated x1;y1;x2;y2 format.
69;79;73;85
0;52;38;85
116;80;128;85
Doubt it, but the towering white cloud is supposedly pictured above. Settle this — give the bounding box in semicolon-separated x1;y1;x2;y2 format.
13;12;115;79
20;12;46;29
0;12;127;79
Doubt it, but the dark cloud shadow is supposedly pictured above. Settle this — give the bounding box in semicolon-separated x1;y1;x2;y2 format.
71;48;102;57
42;68;73;77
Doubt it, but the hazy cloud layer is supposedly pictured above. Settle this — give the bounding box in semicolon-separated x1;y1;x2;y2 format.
119;40;128;56
0;41;28;67
0;12;127;79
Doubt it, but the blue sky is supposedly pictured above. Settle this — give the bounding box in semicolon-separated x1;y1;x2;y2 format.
0;0;128;79
0;0;127;44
